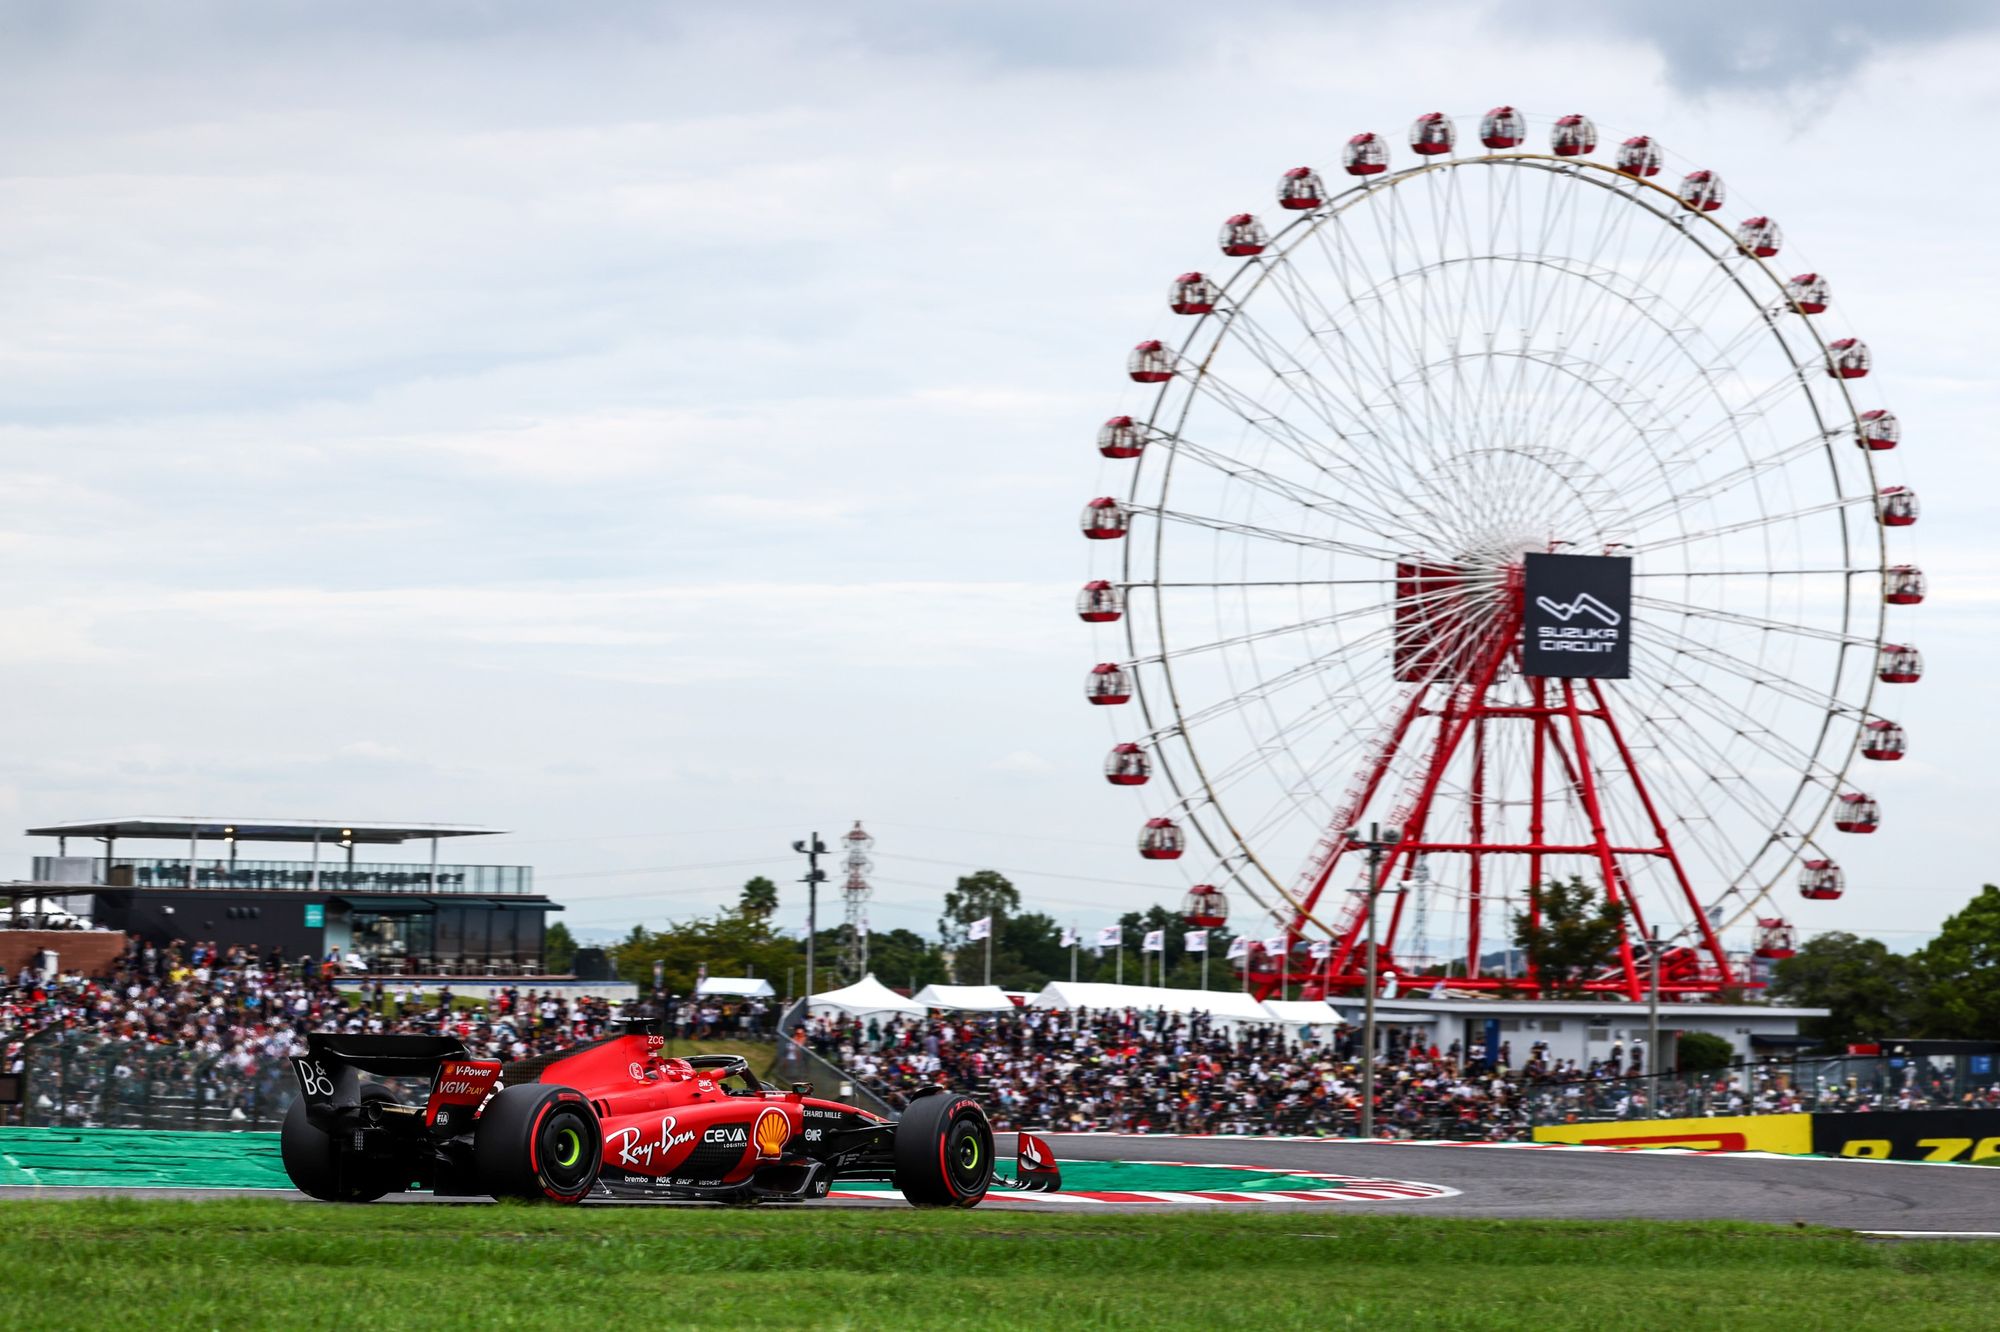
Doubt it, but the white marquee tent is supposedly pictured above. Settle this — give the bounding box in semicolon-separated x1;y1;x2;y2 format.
1262;999;1348;1028
1026;982;1275;1025
806;974;924;1018
910;983;1017;1012
695;976;777;999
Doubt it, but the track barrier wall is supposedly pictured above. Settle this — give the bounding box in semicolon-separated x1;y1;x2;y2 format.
1536;1109;2000;1162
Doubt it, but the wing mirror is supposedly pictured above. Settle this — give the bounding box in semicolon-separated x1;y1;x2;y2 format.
791;1081;813;1096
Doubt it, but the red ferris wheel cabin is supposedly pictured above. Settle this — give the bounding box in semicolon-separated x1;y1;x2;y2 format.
1218;213;1269;255
1084;663;1132;706
1138;817;1185;860
1410;112;1455;156
1104;742;1151;786
1479;106;1525;149
1800;860;1845;900
1342;133;1388;176
1861;720;1907;761
1551;114;1597;156
1076;580;1124;623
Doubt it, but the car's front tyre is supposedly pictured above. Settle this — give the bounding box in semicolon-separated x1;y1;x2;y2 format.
892;1094;993;1208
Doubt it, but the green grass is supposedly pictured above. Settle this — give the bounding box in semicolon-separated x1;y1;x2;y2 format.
4;1200;1998;1331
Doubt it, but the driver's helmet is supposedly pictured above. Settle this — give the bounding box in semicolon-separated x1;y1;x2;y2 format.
657;1057;696;1083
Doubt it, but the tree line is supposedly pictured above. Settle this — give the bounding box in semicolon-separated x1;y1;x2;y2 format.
589;869;1246;1000
555;864;2000;1051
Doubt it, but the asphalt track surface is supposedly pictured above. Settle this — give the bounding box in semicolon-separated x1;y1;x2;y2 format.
1047;1135;2000;1230
2;1133;1993;1231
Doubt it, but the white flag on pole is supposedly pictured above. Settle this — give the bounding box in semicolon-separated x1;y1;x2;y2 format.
1308;939;1333;961
968;916;992;942
1059;927;1078;947
1263;935;1289;957
1095;926;1123;949
1142;929;1165;953
1184;929;1209;953
1226;937;1250;960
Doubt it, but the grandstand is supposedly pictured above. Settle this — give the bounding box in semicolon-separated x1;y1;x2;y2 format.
9;815;562;977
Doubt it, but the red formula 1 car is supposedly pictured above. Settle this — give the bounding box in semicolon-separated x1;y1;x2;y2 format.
281;1020;1059;1207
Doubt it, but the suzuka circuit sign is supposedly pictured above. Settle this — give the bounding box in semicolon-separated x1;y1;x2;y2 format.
1521;552;1632;679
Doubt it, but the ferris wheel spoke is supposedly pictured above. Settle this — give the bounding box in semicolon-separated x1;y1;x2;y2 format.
1635;617;1861;721
1620;650;1844;792
1633;489;1878;553
1633;594;1872;648
1133;577;1401;590
1179;334;1446;523
1147;505;1410;562
1166;411;1445;546
1596;679;1793;886
1615;427;1835;526
1629;567;1870;579
1246;249;1457;485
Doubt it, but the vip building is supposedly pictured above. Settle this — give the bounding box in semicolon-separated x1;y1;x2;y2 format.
19;817;562;975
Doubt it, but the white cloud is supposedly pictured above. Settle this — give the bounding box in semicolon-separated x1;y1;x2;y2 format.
0;4;1989;951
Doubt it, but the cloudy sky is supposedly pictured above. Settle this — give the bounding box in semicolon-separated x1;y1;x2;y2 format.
1;1;1995;952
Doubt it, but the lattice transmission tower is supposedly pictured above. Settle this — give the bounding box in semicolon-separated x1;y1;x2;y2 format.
840;821;873;979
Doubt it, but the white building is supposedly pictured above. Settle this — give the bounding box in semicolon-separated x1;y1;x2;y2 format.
1349;996;1828;1068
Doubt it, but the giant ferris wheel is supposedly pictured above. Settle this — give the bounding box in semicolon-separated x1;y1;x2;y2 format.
1077;109;1922;1000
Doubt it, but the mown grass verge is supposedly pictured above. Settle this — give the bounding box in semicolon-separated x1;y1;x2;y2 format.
4;1199;1997;1331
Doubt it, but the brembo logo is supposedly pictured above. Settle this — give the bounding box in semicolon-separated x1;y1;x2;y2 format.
1533;592;1621;626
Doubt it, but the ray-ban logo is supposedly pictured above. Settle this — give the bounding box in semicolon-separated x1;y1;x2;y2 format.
1534;593;1621;627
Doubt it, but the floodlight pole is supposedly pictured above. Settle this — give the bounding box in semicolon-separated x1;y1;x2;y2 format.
1648;924;1661;1080
794;833;828;1002
1348;822;1403;1141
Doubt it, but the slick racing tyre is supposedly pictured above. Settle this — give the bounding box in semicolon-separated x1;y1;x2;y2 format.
282;1084;403;1203
475;1084;602;1204
893;1094;994;1208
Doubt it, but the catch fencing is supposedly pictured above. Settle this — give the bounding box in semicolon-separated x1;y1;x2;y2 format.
11;1028;296;1130
1526;1051;2000;1127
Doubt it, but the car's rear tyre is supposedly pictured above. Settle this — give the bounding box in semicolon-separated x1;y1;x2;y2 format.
281;1084;403;1202
475;1083;601;1203
893;1094;993;1208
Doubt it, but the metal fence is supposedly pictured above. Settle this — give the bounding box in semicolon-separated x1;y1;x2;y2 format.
13;1029;297;1131
1525;1052;2000;1127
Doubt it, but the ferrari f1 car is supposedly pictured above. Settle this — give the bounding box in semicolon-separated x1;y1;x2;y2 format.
281;1021;1060;1207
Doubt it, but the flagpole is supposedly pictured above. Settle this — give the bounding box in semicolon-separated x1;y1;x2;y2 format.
1202;940;1209;991
983;918;993;987
1116;940;1124;986
1070;928;1078;983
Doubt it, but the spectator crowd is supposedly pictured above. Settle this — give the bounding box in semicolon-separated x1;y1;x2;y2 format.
1;940;765;1127
794;1007;2000;1139
6;941;1993;1137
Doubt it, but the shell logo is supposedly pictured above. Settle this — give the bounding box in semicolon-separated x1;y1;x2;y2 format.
753;1106;790;1160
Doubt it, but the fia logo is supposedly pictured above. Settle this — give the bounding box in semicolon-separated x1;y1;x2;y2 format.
1534;592;1621;627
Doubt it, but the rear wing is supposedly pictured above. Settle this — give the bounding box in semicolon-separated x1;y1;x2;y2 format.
291;1032;498;1130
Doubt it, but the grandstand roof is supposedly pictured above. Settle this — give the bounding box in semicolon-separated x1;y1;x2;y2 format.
24;817;504;845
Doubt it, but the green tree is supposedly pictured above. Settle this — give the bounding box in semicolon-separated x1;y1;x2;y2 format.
1512;875;1627;997
995;911;1065;989
940;870;1020;981
1674;1030;1735;1073
866;928;951;993
737;876;779;932
1769;931;1919;1047
1914;885;2000;1039
611;910;804;1001
542;920;577;974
